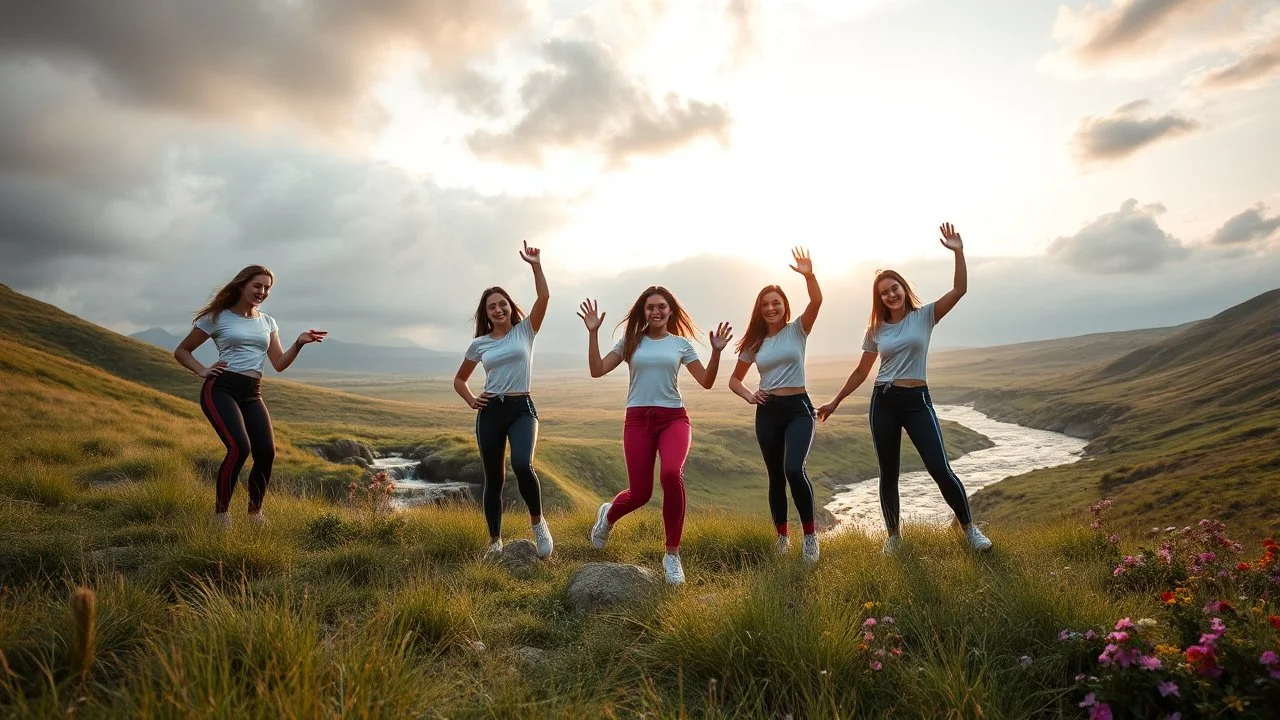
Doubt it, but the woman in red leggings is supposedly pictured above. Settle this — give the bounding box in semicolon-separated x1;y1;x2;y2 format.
578;287;732;585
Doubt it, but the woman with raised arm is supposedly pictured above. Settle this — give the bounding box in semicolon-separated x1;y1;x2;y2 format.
174;265;327;528
578;287;733;585
453;242;554;558
817;224;992;554
728;247;823;563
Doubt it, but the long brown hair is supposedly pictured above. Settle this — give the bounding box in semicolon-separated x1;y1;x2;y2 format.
194;265;274;323
472;286;525;338
865;269;922;339
619;286;697;361
735;285;790;355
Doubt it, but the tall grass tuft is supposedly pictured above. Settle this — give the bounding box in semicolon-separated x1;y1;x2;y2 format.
67;587;96;692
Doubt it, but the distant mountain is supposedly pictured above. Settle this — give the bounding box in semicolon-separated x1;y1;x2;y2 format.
128;327;583;376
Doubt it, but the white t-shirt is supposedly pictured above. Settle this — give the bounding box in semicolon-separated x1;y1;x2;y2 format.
738;318;808;391
465;320;536;395
193;311;279;376
611;334;700;408
862;302;936;385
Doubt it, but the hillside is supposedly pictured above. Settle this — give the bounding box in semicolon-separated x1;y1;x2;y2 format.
961;289;1280;531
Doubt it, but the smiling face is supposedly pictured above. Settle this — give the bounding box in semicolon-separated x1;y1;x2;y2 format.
239;274;272;308
485;291;513;329
760;290;787;327
877;276;906;313
644;293;671;331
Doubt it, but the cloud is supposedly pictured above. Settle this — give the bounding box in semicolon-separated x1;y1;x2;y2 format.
1210;204;1280;246
0;0;528;130
467;38;732;165
724;0;763;70
1046;199;1190;274
1195;35;1280;90
1072;100;1200;163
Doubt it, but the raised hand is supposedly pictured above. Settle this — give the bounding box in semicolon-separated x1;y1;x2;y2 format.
709;322;733;351
199;360;228;379
816;400;838;423
577;299;605;332
789;246;813;276
297;329;328;345
939;223;963;252
519;240;541;265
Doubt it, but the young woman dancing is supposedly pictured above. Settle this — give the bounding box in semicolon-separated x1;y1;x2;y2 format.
175;265;327;528
817;224;992;554
453;242;553;558
578;287;732;585
728;247;823;563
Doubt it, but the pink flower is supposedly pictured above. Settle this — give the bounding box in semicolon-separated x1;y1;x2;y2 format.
1138;655;1162;671
863;618;877;627
1090;704;1113;720
1113;567;1126;576
864;632;874;642
1114;618;1134;631
1157;680;1179;697
1079;692;1097;708
1084;630;1097;641
890;647;902;656
1107;631;1129;643
1108;534;1119;544
870;660;883;671
1261;651;1279;665
1058;630;1073;641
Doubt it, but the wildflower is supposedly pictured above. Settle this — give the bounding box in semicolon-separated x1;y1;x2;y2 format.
863;601;876;610
1079;692;1097;709
890;647;902;656
1136;618;1157;628
1268;615;1280;631
1106;631;1129;643
863;618;877;627
1203;600;1232;614
1108;534;1119;544
1075;673;1086;682
870;660;883;671
1157;545;1174;564
1157;680;1179;697
1114;618;1134;631
1018;655;1033;669
1113;566;1126;576
880;616;895;624
1261;651;1279;665
1160;591;1177;604
1138;655;1161;671
1237;562;1251;571
864;632;875;642
1059;629;1074;641
1084;629;1097;641
1090;704;1113;720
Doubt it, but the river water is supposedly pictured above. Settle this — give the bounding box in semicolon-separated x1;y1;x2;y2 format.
824;404;1088;529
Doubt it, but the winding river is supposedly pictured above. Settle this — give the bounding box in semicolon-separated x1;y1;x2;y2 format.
825;404;1088;529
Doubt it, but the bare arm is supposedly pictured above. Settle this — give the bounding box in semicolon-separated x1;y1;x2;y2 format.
683;322;733;389
520;241;550;332
727;359;767;404
790;247;822;334
174;327;223;378
578;299;623;378
933;222;967;323
816;351;878;422
453;359;489;409
267;329;327;373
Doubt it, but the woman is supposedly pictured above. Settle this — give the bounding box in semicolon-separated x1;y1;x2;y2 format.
578;287;733;585
174;265;326;528
728;247;823;563
817;224;992;554
454;242;553;558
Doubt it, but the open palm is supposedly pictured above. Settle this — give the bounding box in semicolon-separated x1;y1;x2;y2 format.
577;299;605;331
789;246;813;275
709;322;733;351
939;223;963;251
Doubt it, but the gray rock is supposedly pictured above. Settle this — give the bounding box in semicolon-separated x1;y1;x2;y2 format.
566;562;661;613
494;539;542;575
319;439;374;463
512;646;547;669
340;456;371;469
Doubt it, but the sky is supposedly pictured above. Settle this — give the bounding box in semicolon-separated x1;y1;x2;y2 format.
1;0;1278;357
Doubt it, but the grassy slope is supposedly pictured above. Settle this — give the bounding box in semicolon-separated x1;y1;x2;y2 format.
0;283;988;517
940;290;1280;532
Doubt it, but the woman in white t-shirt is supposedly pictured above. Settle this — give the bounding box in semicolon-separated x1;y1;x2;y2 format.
817;224;992;555
728;247;823;563
578;287;733;585
453;242;553;558
174;265;327;528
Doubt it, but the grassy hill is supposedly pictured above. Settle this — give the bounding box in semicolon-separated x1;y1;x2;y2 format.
950;290;1280;532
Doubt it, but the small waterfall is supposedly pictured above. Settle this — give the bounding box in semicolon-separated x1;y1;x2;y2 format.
370;454;476;508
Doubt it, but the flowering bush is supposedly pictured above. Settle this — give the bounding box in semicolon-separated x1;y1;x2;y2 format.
348;470;397;524
1064;528;1280;718
856;602;904;673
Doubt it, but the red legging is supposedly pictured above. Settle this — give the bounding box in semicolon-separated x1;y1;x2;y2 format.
606;406;691;551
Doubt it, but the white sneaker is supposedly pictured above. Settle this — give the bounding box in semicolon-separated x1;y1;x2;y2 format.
210;512;231;529
589;502;613;549
483;539;503;559
802;533;820;564
965;525;993;552
663;552;686;585
881;534;902;555
247;511;267;527
532;519;554;558
775;535;791;555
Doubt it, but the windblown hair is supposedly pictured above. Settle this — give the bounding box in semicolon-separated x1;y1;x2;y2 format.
618;286;697;361
193;265;274;323
735;285;790;355
865;269;922;340
473;286;525;338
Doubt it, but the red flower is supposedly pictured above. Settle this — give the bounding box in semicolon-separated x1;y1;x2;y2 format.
1263;538;1278;550
1237;562;1251;571
1269;615;1280;631
1160;591;1177;604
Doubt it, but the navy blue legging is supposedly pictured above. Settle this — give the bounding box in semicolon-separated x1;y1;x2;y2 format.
475;395;542;538
869;384;971;531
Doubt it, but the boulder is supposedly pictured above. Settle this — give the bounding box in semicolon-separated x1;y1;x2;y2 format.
319;439;374;463
340;456;371;469
565;562;661;613
492;539;541;576
512;646;547;670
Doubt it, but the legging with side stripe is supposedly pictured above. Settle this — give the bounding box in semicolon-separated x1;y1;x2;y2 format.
475;394;543;538
200;371;275;514
755;393;817;537
869;384;971;531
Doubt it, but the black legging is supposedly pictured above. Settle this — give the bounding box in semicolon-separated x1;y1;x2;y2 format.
869;384;971;531
755;393;817;536
200;371;275;514
475;394;542;537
